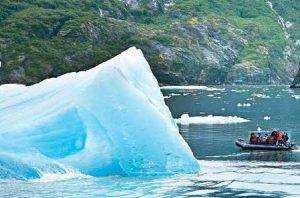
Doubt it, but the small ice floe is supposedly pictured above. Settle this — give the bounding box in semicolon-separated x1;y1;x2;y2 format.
207;94;214;97
163;95;171;99
292;95;300;100
285;89;294;94
263;116;271;121
221;108;226;111
169;93;181;96
178;114;190;125
237;103;251;107
252;93;271;99
231;89;248;93
175;114;250;125
161;85;225;91
183;93;190;96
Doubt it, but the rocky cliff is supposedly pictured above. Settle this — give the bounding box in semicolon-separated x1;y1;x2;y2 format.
291;69;300;88
0;0;299;85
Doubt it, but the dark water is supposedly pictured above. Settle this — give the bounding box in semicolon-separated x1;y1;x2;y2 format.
164;86;300;161
163;85;300;197
1;86;299;197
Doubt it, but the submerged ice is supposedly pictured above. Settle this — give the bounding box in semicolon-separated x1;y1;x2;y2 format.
0;47;199;180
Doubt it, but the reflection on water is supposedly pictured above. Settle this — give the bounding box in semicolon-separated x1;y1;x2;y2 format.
1;86;299;197
166;85;300;197
1;159;299;197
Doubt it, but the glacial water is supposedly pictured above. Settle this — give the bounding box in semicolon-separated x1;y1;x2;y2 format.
1;85;299;197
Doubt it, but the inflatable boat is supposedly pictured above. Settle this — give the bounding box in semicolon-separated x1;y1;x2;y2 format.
235;138;296;151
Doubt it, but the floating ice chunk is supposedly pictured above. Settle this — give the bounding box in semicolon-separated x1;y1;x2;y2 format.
264;116;271;121
252;93;271;99
170;93;181;96
0;47;199;179
231;89;248;93
175;115;250;125
161;86;225;91
179;114;190;126
292;95;300;100
237;103;251;107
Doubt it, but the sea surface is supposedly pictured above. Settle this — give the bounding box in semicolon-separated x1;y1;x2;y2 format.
1;85;299;198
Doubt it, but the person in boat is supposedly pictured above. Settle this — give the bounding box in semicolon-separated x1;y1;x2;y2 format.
249;131;289;146
261;134;269;144
250;132;258;144
283;132;289;142
277;130;290;146
266;135;276;145
276;131;284;145
271;130;289;146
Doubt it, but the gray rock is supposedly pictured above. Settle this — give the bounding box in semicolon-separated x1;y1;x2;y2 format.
9;67;26;83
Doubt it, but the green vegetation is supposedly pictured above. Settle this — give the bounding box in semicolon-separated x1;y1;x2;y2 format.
0;0;298;85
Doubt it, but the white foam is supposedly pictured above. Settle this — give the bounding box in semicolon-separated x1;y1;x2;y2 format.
292;149;300;153
175;115;250;125
32;170;89;183
161;86;225;91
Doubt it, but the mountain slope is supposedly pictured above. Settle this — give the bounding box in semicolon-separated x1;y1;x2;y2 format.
0;0;299;85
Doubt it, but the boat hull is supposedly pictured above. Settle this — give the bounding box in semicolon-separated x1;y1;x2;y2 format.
235;139;295;151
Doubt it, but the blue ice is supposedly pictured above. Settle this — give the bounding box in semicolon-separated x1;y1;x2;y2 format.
0;47;200;179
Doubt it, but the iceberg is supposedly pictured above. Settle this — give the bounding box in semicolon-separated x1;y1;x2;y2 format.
0;47;199;180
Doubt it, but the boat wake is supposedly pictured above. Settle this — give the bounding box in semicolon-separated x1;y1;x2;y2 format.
292;148;300;153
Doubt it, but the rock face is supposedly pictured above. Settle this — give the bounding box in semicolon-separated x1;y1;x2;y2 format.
0;0;298;85
291;69;300;88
